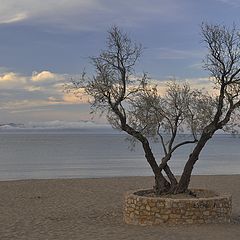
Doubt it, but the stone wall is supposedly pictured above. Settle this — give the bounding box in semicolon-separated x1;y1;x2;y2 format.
123;189;232;225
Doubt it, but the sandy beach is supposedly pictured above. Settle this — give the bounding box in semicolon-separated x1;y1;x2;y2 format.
0;175;239;240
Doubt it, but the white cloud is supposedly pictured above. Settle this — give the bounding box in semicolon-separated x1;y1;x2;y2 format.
0;72;25;82
0;72;27;89
0;71;65;89
0;13;27;24
183;77;213;88
0;0;187;29
0;69;89;115
0;72;16;82
0;70;215;106
32;71;57;82
0;0;103;26
63;91;89;104
147;76;215;96
0;69;217;124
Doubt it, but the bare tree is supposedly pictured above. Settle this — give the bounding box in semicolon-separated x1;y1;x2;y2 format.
70;24;240;195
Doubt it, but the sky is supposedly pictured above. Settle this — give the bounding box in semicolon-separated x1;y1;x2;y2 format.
0;0;240;126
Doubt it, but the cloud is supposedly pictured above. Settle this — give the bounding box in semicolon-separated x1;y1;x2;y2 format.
0;72;25;82
0;13;27;24
0;72;27;89
147;76;216;96
0;69;89;116
32;71;57;82
24;86;43;92
0;68;219;125
63;87;90;104
0;97;78;113
0;69;217;124
63;93;84;103
151;48;204;60
0;0;103;26
217;0;240;7
0;72;16;82
0;99;51;111
0;70;64;89
183;77;213;88
188;62;203;70
0;0;187;30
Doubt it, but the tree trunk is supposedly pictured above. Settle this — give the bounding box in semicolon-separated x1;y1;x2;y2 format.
141;141;170;194
154;173;170;195
175;131;213;193
159;155;178;189
163;164;178;191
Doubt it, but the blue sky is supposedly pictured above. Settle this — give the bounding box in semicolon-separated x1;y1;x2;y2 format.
0;0;239;125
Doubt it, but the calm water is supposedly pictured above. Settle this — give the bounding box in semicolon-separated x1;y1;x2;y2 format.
0;129;239;180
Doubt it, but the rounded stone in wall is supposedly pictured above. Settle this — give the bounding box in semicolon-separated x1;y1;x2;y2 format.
123;189;232;225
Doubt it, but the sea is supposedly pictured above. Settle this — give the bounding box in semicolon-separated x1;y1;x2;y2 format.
0;128;239;181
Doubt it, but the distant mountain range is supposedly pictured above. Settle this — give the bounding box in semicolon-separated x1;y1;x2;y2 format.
0;121;110;130
0;123;25;129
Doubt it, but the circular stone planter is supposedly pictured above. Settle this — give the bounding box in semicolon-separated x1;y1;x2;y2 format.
123;189;232;225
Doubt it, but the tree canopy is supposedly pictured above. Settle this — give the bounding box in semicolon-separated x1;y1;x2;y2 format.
69;23;240;195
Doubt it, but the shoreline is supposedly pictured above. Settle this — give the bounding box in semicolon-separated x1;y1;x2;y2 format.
0;173;240;183
0;175;239;239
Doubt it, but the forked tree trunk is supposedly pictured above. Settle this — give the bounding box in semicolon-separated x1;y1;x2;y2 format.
141;141;170;194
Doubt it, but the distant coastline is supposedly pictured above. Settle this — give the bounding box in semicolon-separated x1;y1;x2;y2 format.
0;120;111;130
